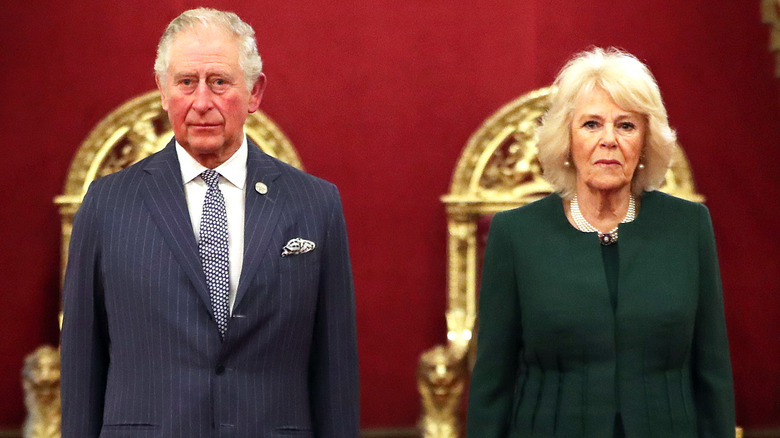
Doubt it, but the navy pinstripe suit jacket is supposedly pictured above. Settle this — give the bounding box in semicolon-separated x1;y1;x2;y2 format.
61;139;359;438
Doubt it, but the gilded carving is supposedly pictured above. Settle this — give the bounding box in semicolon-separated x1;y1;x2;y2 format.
54;90;302;283
762;0;780;77
22;346;61;438
419;86;704;437
478;107;548;195
417;345;466;438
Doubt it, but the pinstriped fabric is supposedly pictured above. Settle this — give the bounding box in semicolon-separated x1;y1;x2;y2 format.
61;139;359;438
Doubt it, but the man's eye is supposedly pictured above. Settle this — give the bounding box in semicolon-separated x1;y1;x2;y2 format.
179;79;198;90
211;78;229;88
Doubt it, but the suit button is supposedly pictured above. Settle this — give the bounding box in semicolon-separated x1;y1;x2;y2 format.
216;365;225;375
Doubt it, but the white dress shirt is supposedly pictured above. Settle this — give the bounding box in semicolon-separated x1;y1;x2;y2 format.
176;137;247;313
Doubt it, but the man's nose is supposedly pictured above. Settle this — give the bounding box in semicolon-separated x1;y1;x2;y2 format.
192;82;213;112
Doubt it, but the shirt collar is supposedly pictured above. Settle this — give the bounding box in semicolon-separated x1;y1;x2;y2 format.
176;136;248;189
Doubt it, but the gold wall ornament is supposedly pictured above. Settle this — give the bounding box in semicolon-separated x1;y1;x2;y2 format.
417;86;704;437
417;345;466;438
54;90;303;287
762;0;780;77
22;345;61;438
24;89;303;438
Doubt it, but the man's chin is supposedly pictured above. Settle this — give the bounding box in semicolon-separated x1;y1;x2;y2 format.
181;140;225;156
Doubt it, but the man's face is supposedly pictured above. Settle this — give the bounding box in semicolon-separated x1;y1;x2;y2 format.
157;27;265;168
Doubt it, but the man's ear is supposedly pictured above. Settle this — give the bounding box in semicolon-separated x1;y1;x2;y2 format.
248;73;266;113
156;75;169;111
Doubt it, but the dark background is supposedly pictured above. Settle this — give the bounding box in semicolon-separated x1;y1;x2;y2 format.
1;0;778;432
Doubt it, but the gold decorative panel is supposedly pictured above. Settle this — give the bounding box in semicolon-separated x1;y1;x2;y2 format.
54;90;303;285
763;0;780;77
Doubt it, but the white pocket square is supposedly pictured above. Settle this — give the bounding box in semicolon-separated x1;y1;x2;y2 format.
281;238;316;257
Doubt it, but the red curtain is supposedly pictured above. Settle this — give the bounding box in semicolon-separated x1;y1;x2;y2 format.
1;0;778;430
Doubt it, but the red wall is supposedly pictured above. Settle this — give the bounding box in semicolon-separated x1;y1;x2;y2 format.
1;0;778;431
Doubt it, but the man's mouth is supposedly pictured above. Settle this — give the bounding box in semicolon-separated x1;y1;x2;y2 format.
189;123;221;130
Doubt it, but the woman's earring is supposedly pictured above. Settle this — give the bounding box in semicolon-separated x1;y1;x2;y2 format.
564;161;571;167
638;163;645;170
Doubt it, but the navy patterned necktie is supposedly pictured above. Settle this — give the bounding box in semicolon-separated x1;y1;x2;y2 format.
198;169;230;338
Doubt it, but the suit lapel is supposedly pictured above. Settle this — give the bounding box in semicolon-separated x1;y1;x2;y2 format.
141;140;212;314
234;143;284;310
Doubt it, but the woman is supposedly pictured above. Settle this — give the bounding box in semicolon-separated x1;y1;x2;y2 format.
466;47;735;438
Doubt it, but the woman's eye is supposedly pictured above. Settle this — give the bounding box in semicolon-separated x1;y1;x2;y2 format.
619;122;636;130
583;120;599;129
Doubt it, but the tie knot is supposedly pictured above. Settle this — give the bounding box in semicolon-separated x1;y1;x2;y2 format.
200;169;221;189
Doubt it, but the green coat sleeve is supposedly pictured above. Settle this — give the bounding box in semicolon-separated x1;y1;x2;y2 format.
466;212;522;437
692;204;736;437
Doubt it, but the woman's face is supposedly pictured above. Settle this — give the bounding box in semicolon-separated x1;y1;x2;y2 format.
570;87;646;193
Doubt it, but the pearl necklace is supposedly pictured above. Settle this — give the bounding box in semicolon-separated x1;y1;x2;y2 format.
570;194;636;245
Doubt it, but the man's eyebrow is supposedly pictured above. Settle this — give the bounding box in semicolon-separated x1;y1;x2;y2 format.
172;71;196;79
205;70;234;77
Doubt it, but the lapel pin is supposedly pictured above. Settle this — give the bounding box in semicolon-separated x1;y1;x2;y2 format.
254;182;268;195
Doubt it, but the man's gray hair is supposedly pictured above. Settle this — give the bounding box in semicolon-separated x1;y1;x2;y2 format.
154;8;263;91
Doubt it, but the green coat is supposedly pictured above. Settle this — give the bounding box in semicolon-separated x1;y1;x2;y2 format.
466;191;735;438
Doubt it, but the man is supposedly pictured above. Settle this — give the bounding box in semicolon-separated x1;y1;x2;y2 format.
60;8;359;437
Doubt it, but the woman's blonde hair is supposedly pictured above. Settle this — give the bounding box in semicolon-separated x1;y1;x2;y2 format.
537;47;676;198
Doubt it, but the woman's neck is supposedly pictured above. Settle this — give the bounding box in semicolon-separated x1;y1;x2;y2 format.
572;185;633;233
